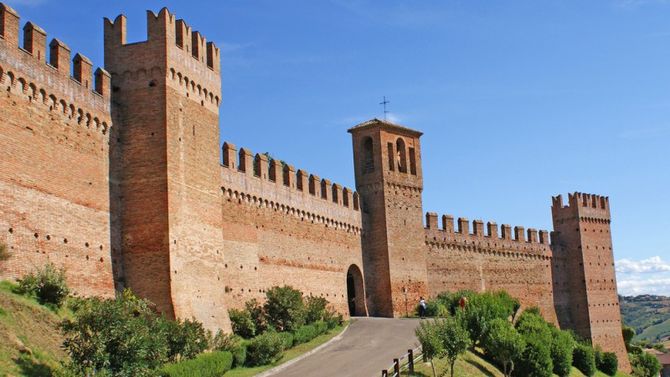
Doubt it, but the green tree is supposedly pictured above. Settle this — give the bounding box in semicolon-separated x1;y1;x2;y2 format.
550;328;575;377
573;343;596;377
245;298;267;334
631;352;661;377
622;325;635;352
437;316;472;377
459;291;520;345
482;318;526;377
304;296;328;323
61;290;169;376
159;317;210;362
416;321;445;377
264;286;305;332
596;351;618;376
229;308;256;338
513;311;554;377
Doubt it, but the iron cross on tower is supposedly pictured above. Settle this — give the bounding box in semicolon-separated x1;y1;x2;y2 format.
379;96;390;121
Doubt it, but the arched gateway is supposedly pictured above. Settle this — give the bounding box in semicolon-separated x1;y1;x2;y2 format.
346;264;366;317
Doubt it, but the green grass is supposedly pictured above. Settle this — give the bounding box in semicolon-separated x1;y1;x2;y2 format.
636;318;670;342
413;350;505;377
224;324;347;377
0;280;69;377
413;349;631;377
568;367;630;377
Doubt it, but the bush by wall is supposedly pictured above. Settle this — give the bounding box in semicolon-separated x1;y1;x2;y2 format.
278;331;294;350
17;262;69;307
160;351;233;377
596;351;618;376
245;332;284;366
550;327;575;377
293;324;318;345
212;331;246;367
264;286;306;332
573;343;596;377
229;308;256;339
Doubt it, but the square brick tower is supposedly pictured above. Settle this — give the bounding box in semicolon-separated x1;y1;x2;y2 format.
552;193;630;371
104;9;229;331
349;119;428;317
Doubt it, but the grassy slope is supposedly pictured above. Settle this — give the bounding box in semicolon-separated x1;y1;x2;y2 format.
620;295;670;342
414;350;630;377
224;324;346;377
637;318;670;342
0;281;68;377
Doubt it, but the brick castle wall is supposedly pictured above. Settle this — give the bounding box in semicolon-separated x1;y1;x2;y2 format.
424;214;557;323
0;3;630;371
220;143;367;317
0;3;115;297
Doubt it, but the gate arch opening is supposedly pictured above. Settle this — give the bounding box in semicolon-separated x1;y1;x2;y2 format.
346;264;366;317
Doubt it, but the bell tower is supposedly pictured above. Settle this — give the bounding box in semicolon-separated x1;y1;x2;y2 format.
349;119;428;317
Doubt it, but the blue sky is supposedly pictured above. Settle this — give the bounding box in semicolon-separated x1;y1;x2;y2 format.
6;0;670;295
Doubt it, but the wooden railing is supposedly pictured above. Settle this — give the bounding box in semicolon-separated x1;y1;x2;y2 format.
381;346;423;377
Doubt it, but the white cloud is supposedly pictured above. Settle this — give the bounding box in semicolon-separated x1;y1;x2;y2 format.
616;256;670;273
617;276;670;296
615;256;670;296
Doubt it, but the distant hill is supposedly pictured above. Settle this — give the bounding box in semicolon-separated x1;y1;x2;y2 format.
620;294;670;342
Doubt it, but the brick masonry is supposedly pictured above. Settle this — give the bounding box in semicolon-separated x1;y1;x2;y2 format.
0;4;630;371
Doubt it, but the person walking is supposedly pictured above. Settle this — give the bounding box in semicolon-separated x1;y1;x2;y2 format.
419;297;427;319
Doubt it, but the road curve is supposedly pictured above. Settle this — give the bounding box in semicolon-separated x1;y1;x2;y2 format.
266;317;421;377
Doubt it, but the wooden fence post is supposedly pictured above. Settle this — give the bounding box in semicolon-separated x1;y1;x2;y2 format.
408;349;414;374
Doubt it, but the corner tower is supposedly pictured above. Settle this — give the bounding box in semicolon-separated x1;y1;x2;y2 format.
349;119;428;317
104;9;229;331
551;193;630;371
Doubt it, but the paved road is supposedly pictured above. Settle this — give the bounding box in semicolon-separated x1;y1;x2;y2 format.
268;317;421;377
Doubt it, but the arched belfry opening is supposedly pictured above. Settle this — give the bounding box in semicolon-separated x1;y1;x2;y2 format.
396;137;407;173
346;264;367;317
362;137;374;174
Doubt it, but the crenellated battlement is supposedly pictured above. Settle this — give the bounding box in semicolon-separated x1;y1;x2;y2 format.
104;8;220;83
552;192;611;223
424;212;551;245
0;3;111;135
222;142;360;214
424;211;552;260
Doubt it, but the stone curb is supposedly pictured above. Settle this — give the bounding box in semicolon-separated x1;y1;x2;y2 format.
255;322;352;377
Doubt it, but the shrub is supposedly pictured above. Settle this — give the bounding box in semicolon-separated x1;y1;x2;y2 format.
246;332;284;366
212;332;246;367
482;318;525;377
314;320;328;335
61;290;169;376
550;328;575;377
323;309;343;329
293;324;318;345
573;343;596;377
229;308;256;338
0;243;10;261
305;296;328;323
597;351;618;376
160;351;233;377
277;331;294;350
622;325;635;352
160;317;210;362
513;311;553;377
17;262;69;307
245;298;267;334
512;332;553;377
419;300;449;318
264;286;305;332
631;351;662;377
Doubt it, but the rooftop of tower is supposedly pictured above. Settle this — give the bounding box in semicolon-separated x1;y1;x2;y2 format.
348;118;423;137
